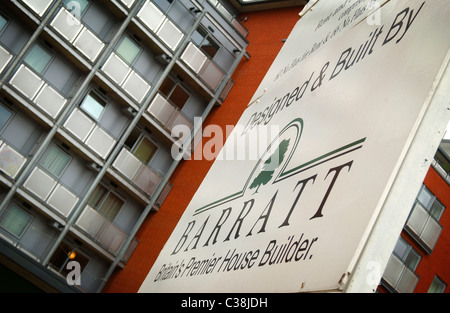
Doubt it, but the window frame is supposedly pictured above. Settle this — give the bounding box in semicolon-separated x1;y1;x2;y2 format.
87;183;126;222
0;102;13;133
115;35;142;66
0;203;33;239
428;275;447;293
79;90;107;122
392;236;421;271
132;135;158;165
193;26;221;59
63;0;90;17
159;76;191;110
416;185;445;221
24;43;53;75
39;144;72;178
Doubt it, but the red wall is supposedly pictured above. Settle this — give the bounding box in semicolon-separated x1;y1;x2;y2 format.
103;6;303;293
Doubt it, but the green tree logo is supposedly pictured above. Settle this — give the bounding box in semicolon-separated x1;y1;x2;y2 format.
249;139;290;194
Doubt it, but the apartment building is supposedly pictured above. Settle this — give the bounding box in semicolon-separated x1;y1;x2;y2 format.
0;0;262;292
379;139;450;293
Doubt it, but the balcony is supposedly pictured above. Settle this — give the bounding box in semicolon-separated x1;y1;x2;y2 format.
23;167;79;218
136;1;185;51
147;93;193;134
75;205;126;254
405;202;443;252
181;42;225;91
0;140;27;179
50;7;105;62
9;64;67;119
101;52;151;103
63;108;116;159
382;253;419;293
432;159;450;185
112;147;163;197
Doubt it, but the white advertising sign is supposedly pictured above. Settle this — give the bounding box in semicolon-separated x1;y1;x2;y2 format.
139;0;450;292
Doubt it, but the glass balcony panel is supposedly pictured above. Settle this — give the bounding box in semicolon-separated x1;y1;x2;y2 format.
64;108;95;142
50;8;84;42
113;148;141;180
34;84;67;118
167;111;193;131
23;167;58;201
156;19;183;51
198;59;224;90
76;205;105;238
147;93;176;126
0;143;27;179
421;217;442;250
133;165;161;196
383;254;403;288
9;65;45;100
137;1;165;32
396;266;419;293
122;71;151;103
85;126;116;159
47;184;78;217
406;203;427;235
119;0;135;9
22;0;53;16
0;45;13;74
181;42;207;73
102;53;132;86
406;202;443;251
73;27;105;61
97;222;126;254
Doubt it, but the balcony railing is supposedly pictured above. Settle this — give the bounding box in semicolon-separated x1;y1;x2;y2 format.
432;159;450;185
0;140;27;179
181;42;225;91
63;108;116;159
382;253;419;293
9;64;67;119
112;147;163;197
23;167;79;218
147;93;193;134
102;52;151;104
136;0;185;51
75;205;127;254
0;45;13;75
50;7;105;62
206;0;249;37
405;202;443;252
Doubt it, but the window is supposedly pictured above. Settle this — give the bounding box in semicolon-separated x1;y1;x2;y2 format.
80;92;106;121
88;184;124;222
0;14;7;32
63;0;89;14
159;77;190;109
49;241;89;276
192;26;220;59
134;137;157;164
0;204;32;238
393;237;421;271
116;36;140;65
40;145;71;177
417;185;445;220
24;44;52;74
428;276;446;293
0;104;12;131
